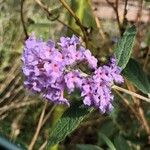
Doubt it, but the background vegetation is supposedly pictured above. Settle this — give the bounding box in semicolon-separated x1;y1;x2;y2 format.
0;0;150;150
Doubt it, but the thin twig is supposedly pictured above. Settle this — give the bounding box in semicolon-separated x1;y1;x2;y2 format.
114;89;141;122
115;88;150;140
79;71;150;103
34;0;51;16
125;79;139;104
143;46;150;71
0;100;38;116
122;0;128;24
28;104;55;150
112;85;150;103
138;106;150;135
89;2;113;52
10;95;29;140
58;0;88;46
122;0;128;33
0;61;20;92
20;0;28;39
105;0;122;35
0;75;21;104
34;0;81;36
29;102;47;150
136;0;144;26
0;113;8;120
38;105;56;150
0;84;23;105
126;81;150;136
115;0;121;32
41;104;56;127
39;140;48;150
57;18;81;36
94;16;106;40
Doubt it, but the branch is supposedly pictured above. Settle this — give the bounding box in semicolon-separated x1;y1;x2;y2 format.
34;0;81;36
41;105;56;127
143;46;150;71
122;0;128;24
58;0;88;47
114;89;141;121
105;0;122;35
112;85;150;103
39;140;47;150
79;70;150;103
0;100;38;116
136;0;144;25
125;81;150;137
29;102;47;150
20;0;28;39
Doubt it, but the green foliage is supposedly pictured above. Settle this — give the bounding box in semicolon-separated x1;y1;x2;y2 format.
47;102;93;148
98;120;118;146
68;0;96;34
114;136;132;150
114;26;136;69
98;133;116;150
1;0;150;150
76;0;96;28
76;144;103;150
123;59;150;95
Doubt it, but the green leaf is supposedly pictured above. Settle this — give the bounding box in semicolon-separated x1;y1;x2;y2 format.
98;120;118;146
47;102;93;148
98;133;116;150
99;120;118;138
114;136;132;150
123;59;150;95
76;144;104;150
76;0;96;28
114;26;136;69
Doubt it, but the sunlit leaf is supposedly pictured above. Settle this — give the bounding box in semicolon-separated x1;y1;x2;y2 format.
114;26;136;69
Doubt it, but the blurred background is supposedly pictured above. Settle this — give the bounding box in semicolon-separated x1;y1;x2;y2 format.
0;0;150;149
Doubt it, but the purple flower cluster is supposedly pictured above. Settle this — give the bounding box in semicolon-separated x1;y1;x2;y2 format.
22;34;123;113
81;57;123;113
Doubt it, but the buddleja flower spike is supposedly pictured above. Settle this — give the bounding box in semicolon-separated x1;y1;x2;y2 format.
22;34;123;113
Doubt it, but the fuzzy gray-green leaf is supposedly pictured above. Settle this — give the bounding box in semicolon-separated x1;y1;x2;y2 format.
114;26;136;69
123;59;150;95
47;102;92;148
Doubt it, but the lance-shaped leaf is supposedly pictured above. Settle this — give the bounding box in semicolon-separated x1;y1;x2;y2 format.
114;26;136;69
47;102;93;148
98;133;116;150
123;59;150;95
